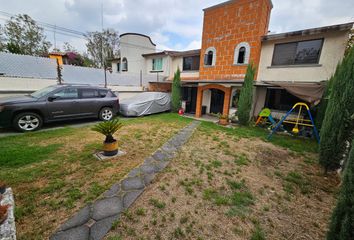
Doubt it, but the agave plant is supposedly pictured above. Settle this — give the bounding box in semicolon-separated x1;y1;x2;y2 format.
92;118;123;143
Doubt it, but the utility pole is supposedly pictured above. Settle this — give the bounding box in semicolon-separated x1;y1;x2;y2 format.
101;3;107;88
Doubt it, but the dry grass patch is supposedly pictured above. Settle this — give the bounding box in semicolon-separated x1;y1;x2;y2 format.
0;113;191;240
106;121;337;240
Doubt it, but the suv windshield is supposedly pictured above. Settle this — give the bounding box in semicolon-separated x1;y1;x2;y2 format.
30;85;61;98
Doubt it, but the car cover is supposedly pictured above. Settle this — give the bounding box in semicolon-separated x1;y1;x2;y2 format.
119;92;171;117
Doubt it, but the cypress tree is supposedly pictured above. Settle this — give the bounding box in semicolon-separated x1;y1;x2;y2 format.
316;76;333;130
238;63;256;125
319;46;354;171
171;68;181;112
326;139;354;240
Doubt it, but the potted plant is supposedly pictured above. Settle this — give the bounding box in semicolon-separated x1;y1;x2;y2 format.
92;118;123;156
0;205;9;225
0;181;6;194
218;114;229;126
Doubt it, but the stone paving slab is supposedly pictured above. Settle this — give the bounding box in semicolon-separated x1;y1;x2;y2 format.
50;120;200;240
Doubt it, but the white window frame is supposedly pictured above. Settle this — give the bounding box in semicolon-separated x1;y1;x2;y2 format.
152;57;163;71
234;42;250;65
204;47;216;66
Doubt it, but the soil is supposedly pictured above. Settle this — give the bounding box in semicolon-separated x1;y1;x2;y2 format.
106;126;338;240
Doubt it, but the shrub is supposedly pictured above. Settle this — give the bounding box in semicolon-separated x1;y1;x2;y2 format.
91;118;123;143
237;63;256;125
319;46;354;171
171;68;182;112
327;140;354;240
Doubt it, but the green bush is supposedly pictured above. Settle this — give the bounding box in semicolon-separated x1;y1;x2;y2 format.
315;76;334;130
319;46;354;171
327;140;354;240
171;68;182;112
238;63;256;125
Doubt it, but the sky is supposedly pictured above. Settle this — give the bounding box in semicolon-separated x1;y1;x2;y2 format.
0;0;353;53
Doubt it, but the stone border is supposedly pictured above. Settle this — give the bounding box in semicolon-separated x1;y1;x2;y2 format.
0;188;16;240
51;121;200;240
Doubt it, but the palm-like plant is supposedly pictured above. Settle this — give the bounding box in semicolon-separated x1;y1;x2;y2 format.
92;118;123;143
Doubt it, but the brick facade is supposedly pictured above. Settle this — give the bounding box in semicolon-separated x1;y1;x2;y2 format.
199;0;272;81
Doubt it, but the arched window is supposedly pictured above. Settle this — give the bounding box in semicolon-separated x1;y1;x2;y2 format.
204;47;216;66
122;57;128;72
237;47;246;64
234;42;250;65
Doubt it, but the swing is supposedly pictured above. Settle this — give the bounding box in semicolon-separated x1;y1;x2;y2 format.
267;102;320;143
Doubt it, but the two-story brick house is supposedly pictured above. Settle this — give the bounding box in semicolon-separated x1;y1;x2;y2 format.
112;0;352;120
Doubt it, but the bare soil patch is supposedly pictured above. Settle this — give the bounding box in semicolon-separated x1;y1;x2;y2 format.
106;123;337;240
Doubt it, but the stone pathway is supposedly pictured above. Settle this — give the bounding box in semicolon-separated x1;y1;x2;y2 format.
50;121;200;240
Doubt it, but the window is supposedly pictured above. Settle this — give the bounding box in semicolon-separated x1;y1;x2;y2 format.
231;89;241;108
183;56;200;71
204;47;216;66
272;39;323;66
237;47;246;64
122;58;128;71
205;51;213;66
99;90;108;98
265;89;303;111
117;59;121;72
234;42;250;65
152;58;163;71
53;88;78;100
80;89;99;99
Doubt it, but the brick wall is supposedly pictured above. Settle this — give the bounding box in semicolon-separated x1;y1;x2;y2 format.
148;82;172;92
199;0;272;81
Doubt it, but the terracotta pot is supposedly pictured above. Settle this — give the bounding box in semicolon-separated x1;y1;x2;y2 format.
0;206;8;225
102;140;118;156
219;118;228;126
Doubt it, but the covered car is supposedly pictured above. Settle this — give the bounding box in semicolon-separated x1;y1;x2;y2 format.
119;92;171;117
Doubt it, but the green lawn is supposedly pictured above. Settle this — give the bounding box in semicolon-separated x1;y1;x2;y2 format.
0;113;192;240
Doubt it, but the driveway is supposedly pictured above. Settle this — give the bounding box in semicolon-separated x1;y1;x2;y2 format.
0;118;130;138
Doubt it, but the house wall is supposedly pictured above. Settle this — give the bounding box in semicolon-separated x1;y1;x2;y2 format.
117;34;156;74
257;30;349;82
144;55;171;79
199;0;272;81
171;57;200;80
0;77;57;92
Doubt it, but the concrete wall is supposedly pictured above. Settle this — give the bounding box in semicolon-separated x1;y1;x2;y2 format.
257;30;349;82
144;55;171;79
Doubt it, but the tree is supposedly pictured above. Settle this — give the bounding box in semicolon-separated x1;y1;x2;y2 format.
237;63;256;125
85;29;119;68
171;68;182;112
3;14;51;55
0;25;6;51
316;76;334;130
345;28;354;56
326;139;354;240
319;46;354;171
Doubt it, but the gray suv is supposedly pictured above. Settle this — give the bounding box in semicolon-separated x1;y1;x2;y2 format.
0;84;119;132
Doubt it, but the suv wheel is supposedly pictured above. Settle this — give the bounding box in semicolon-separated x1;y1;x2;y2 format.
13;112;43;132
99;107;114;121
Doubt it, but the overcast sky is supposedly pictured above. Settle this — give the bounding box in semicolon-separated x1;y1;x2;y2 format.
0;0;353;53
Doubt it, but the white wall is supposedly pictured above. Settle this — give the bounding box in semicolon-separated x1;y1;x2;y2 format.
202;89;212;113
257;30;349;82
144;55;171;79
0;77;57;91
114;34;156;74
171;57;199;80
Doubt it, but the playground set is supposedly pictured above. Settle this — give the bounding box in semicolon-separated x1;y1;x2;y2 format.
255;102;320;143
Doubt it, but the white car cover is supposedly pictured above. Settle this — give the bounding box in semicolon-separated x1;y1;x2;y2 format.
119;92;171;117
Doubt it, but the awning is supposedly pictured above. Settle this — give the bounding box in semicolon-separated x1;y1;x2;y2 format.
264;81;326;105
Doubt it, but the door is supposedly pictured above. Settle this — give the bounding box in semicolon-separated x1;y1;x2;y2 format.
76;88;100;117
210;89;224;114
182;87;197;113
46;87;80;120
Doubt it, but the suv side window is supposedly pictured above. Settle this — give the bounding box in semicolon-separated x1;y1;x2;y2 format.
99;90;108;98
80;89;99;99
53;88;78;100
